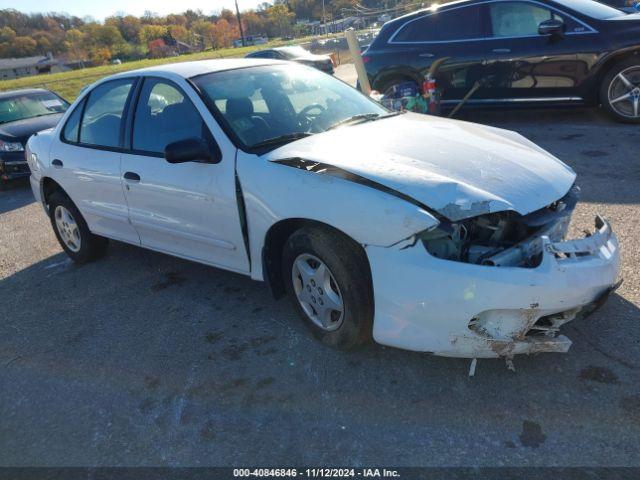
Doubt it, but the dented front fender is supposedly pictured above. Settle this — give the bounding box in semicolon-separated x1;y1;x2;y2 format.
236;151;439;281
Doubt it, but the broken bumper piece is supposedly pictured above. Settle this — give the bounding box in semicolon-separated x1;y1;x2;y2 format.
366;215;620;358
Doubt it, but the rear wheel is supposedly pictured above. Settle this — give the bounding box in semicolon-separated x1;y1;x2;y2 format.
600;59;640;123
282;226;373;350
48;191;108;264
377;76;418;96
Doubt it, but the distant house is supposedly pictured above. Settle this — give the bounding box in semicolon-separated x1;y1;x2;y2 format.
0;54;59;81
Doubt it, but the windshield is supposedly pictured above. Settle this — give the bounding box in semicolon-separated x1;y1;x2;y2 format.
192;64;389;152
0;91;69;125
553;0;625;18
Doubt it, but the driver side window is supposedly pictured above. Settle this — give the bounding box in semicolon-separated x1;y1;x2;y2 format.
132;78;209;155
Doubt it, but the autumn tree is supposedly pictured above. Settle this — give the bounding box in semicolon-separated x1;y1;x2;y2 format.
64;29;86;62
191;20;215;49
242;11;266;36
138;24;167;44
168;24;189;43
212;19;237;48
267;4;295;37
105;15;141;43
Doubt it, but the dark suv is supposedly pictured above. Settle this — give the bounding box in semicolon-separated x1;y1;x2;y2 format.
362;0;640;122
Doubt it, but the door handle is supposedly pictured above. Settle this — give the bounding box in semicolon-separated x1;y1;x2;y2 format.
492;48;511;53
419;52;435;58
123;171;141;182
51;159;63;168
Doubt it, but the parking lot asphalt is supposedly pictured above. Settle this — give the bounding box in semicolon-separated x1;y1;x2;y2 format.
1;65;639;467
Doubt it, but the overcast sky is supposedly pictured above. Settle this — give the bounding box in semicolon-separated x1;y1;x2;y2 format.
0;0;264;20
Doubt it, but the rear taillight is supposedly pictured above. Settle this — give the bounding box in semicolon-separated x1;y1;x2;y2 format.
362;56;370;64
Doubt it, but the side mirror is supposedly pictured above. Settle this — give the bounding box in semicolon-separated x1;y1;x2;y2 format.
164;138;218;164
538;18;565;37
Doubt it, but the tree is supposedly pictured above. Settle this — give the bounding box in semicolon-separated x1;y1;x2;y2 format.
147;38;171;58
138;24;167;44
191;20;215;49
212;19;237;48
168;24;189;43
219;9;236;24
8;36;37;56
33;30;54;54
0;26;16;43
267;4;294;37
105;15;141;43
64;29;89;64
242;11;265;36
90;46;111;64
166;14;187;27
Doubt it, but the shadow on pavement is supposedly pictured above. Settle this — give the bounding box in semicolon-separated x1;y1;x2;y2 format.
1;240;639;464
0;179;35;214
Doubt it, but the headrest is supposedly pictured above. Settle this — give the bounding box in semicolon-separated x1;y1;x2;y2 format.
226;97;254;119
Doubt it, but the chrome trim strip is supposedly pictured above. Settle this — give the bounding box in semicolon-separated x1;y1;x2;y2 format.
440;96;583;104
387;0;598;45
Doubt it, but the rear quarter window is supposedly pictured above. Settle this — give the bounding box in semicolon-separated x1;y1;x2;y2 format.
392;6;483;42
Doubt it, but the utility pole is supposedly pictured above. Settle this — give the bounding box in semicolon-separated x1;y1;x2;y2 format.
322;0;327;36
235;0;246;46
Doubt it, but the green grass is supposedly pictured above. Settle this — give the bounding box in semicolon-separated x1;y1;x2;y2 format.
0;33;349;101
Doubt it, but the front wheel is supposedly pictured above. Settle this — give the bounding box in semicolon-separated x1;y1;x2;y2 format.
48;191;108;264
282;226;374;350
600;59;640;123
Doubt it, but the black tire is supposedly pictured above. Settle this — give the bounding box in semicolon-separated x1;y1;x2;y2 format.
600;58;640;124
48;190;108;264
282;225;374;350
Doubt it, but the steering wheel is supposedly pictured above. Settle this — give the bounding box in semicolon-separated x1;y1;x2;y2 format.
297;103;326;131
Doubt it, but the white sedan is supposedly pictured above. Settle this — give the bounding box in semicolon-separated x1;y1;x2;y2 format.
26;59;620;358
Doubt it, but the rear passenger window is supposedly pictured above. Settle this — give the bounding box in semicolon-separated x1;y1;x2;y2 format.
61;98;85;143
79;79;134;148
393;6;483;42
132;78;207;154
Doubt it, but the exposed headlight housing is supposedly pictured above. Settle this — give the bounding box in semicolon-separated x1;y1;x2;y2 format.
0;139;24;152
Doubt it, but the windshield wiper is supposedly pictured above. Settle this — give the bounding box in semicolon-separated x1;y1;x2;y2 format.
326;111;402;131
249;132;313;152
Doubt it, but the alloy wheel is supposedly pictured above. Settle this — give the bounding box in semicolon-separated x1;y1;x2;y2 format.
608;66;640;119
54;205;81;253
291;253;344;331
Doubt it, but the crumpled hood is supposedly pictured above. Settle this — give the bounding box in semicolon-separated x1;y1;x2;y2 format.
264;113;576;221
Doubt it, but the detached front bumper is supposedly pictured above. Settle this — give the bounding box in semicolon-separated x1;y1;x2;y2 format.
366;216;620;358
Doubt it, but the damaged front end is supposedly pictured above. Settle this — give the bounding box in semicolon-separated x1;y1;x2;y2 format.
419;185;579;268
366;185;621;358
268;154;620;358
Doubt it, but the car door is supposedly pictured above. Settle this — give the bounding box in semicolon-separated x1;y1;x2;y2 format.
388;3;489;101
482;0;599;101
49;78;140;244
120;76;250;273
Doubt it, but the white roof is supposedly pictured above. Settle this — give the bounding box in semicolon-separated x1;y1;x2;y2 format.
117;58;285;79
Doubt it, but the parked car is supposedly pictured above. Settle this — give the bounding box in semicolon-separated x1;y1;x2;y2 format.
246;46;335;74
0;88;68;181
362;0;640;122
26;59;620;358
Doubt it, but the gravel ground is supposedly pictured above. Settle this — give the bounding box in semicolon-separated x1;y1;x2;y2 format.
0;72;639;467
